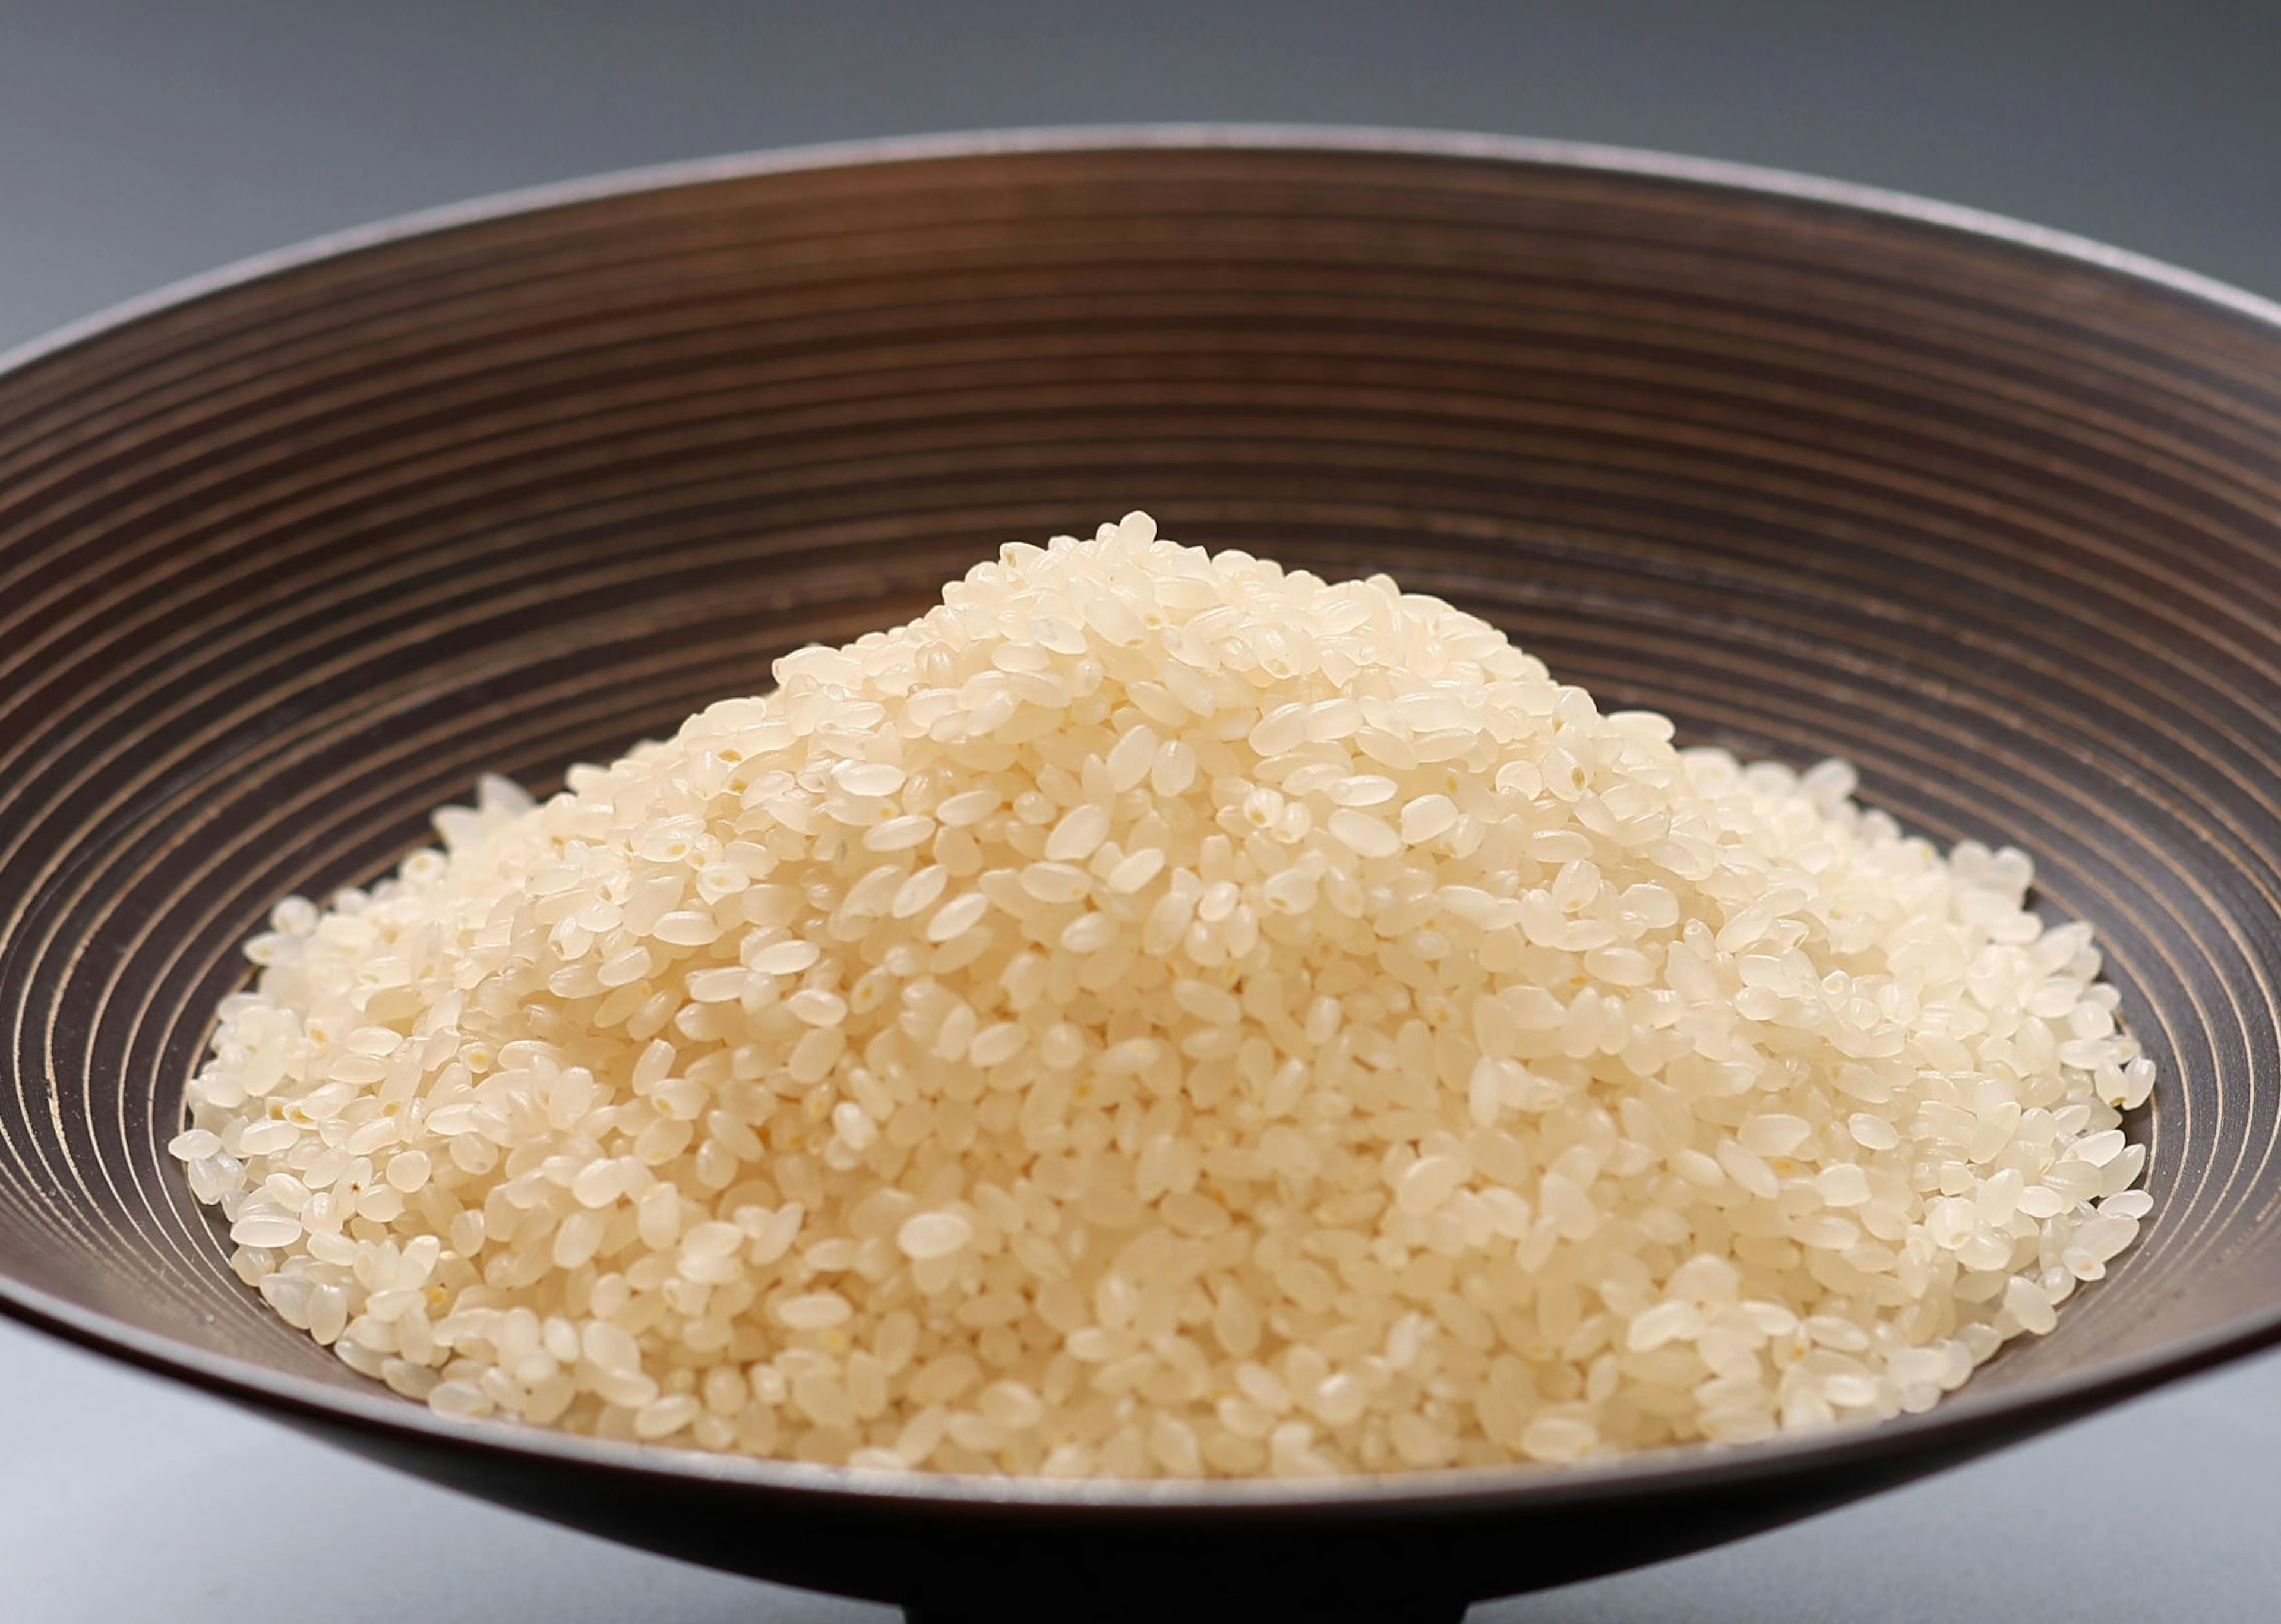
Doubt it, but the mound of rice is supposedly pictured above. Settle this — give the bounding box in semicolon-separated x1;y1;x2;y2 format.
173;512;2154;1477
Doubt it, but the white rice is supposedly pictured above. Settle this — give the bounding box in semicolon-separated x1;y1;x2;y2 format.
173;511;2154;1476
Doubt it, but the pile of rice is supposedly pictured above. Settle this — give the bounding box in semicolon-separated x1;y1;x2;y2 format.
174;513;2154;1477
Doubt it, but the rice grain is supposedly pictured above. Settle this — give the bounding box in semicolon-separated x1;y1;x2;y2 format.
176;512;2153;1476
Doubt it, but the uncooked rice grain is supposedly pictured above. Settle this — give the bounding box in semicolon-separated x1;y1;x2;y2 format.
177;511;2155;1477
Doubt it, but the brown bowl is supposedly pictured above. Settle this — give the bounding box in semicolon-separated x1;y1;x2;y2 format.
4;128;2280;1623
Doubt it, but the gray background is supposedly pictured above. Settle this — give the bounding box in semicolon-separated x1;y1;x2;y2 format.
4;1;2279;1618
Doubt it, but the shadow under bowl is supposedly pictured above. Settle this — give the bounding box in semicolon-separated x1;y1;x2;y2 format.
4;127;2281;1623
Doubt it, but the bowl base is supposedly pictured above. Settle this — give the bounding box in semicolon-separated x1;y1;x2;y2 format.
903;1595;1472;1624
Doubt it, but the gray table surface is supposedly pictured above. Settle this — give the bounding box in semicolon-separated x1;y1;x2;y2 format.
7;3;2281;1619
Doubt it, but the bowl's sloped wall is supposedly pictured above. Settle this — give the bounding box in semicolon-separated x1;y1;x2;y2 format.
4;140;2281;1436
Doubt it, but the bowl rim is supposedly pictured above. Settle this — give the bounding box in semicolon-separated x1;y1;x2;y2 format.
4;121;2279;1515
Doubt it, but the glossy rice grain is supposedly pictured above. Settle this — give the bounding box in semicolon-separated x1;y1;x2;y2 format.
175;516;2150;1474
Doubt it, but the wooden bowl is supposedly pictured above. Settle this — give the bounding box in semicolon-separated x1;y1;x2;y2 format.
5;128;2280;1623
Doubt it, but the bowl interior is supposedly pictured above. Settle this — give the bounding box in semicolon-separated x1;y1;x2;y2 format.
4;132;2281;1612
